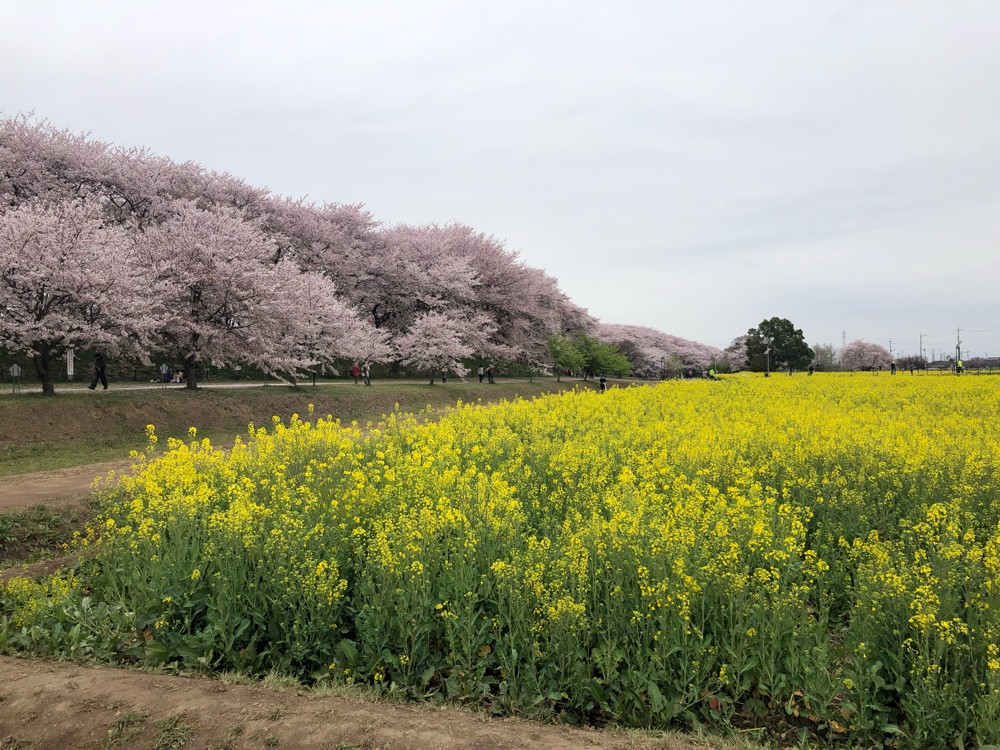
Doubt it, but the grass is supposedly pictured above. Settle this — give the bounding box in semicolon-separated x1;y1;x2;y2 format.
0;502;88;568
0;442;138;478
0;378;605;478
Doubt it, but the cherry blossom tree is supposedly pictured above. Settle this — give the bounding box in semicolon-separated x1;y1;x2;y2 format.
353;223;480;333
136;202;304;389
723;336;747;372
0;200;154;394
395;311;473;384
270;271;376;381
598;324;723;377
266;197;379;281
349;319;396;371
840;340;893;371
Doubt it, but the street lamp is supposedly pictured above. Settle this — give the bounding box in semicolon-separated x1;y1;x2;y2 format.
764;336;774;377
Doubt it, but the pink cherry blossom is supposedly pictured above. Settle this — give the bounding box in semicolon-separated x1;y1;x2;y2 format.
0;199;155;394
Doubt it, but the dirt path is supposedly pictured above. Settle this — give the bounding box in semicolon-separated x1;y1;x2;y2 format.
0;656;723;750
0;460;130;511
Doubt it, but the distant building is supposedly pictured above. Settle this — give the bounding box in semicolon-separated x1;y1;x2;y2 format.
927;360;954;371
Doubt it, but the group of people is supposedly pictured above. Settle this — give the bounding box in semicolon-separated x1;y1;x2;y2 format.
683;368;717;380
477;365;496;383
350;363;371;385
151;367;186;384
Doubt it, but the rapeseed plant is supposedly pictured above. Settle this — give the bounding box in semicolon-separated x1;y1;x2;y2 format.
1;374;997;747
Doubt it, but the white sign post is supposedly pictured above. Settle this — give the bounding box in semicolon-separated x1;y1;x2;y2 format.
67;348;75;380
10;364;21;394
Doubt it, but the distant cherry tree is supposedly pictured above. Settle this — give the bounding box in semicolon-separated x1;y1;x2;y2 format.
598;323;723;376
723;336;748;372
0;200;154;394
396;311;473;384
840;340;893;371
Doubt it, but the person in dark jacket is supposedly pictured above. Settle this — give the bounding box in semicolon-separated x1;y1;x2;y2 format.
89;353;108;390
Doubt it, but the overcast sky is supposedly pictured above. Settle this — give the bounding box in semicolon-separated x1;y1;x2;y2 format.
4;1;998;355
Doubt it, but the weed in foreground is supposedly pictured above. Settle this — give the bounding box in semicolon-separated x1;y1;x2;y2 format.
153;713;196;750
104;711;148;749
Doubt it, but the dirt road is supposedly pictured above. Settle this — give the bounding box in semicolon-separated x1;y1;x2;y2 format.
0;459;129;511
0;656;726;750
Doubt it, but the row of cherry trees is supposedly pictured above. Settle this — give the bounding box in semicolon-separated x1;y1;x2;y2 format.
0;115;614;393
1;115;727;393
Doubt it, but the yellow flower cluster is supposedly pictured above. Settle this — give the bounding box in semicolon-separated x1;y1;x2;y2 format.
0;576;79;628
8;373;994;746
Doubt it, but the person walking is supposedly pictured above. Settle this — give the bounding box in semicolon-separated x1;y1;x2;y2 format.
599;375;607;392
351;363;360;384
487;366;494;384
363;362;371;386
478;365;484;383
808;364;814;376
891;361;896;375
956;359;963;375
88;353;108;390
440;366;448;384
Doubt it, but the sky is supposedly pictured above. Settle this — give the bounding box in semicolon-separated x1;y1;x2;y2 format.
3;1;998;355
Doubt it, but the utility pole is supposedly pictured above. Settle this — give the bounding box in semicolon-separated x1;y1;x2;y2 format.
956;327;963;361
919;332;923;362
888;338;893;356
842;330;846;350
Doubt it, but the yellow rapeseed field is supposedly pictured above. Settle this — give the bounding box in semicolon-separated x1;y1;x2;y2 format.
2;374;998;748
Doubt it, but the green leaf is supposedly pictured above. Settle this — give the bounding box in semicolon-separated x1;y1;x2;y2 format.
747;697;767;717
144;640;169;665
647;680;665;712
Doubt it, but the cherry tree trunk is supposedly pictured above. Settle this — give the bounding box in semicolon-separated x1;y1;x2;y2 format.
32;346;56;396
185;355;199;390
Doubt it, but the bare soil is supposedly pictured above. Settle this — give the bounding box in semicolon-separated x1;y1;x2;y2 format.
0;656;729;750
0;460;129;510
